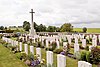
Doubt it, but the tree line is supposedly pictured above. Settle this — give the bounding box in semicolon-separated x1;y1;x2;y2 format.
23;21;74;32
0;21;87;33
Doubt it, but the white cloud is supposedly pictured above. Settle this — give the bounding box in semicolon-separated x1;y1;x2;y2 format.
0;0;100;28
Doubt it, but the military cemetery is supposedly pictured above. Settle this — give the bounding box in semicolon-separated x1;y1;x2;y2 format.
0;0;100;67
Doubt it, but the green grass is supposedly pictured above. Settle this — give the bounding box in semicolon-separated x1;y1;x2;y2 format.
0;44;28;67
38;47;78;67
74;28;100;33
0;38;97;67
20;42;97;67
9;27;100;33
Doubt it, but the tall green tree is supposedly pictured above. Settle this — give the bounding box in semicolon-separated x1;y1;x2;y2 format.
38;24;46;32
0;26;4;30
34;22;39;32
60;23;73;32
83;27;87;33
4;27;7;30
23;21;30;31
47;26;56;32
56;27;60;32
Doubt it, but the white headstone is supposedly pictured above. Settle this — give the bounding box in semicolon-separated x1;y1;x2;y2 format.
33;38;35;43
26;35;28;41
68;38;71;45
16;41;19;51
46;40;49;48
47;51;53;67
92;37;97;47
90;35;92;38
36;48;41;61
19;42;22;51
75;37;78;44
57;54;66;67
12;40;14;46
30;46;34;54
78;61;92;67
74;43;79;54
86;35;89;40
56;40;60;49
82;39;86;48
24;44;28;54
63;42;67;47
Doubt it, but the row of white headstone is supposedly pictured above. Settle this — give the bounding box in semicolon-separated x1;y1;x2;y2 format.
2;37;66;67
28;39;92;67
2;37;93;67
2;34;95;53
23;44;67;67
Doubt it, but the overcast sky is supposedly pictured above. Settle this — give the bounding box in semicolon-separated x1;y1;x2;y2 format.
0;0;100;28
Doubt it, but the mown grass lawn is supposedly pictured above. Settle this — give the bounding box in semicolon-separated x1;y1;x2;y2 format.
0;39;97;67
39;47;97;67
0;44;28;67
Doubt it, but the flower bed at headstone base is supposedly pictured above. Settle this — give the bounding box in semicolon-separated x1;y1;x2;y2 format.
16;52;46;67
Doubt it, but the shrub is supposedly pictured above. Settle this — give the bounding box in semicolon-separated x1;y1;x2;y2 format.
28;53;34;61
85;46;89;51
0;39;7;45
67;43;70;53
79;45;84;49
79;51;92;63
16;53;21;59
50;41;57;50
36;41;44;48
45;47;53;51
3;43;9;47
0;34;3;38
20;52;28;61
60;41;63;46
86;51;91;62
91;47;100;64
86;39;89;44
72;38;75;43
53;48;63;54
9;46;17;51
43;39;46;46
80;50;86;61
74;51;81;60
89;38;92;42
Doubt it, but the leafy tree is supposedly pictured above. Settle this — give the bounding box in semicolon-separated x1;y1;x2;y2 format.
0;26;4;30
38;24;46;32
83;27;87;33
47;26;56;32
60;23;73;32
56;27;60;32
34;22;39;32
23;21;30;31
4;27;7;30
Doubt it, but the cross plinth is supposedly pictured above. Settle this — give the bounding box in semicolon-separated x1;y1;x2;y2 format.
29;9;37;37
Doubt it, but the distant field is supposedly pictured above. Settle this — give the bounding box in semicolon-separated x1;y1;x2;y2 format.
9;27;25;33
9;27;100;33
9;27;23;30
74;28;100;33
